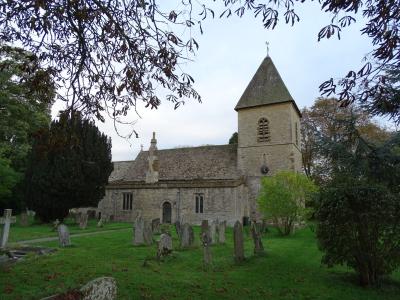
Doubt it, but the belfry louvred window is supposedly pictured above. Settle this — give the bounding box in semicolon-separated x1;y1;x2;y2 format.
258;118;270;142
123;193;133;210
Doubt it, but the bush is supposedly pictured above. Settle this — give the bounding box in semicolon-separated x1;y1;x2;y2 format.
316;180;400;286
258;171;317;235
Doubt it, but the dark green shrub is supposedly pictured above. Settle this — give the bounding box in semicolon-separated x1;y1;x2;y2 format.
316;180;400;286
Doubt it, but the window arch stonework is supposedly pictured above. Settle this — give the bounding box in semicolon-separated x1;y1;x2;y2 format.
257;118;270;143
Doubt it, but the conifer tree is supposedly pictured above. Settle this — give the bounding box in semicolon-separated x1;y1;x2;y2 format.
24;112;113;222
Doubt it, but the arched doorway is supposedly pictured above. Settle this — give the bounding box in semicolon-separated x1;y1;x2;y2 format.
162;202;172;224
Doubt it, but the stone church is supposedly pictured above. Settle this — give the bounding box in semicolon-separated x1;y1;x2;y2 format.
97;56;302;225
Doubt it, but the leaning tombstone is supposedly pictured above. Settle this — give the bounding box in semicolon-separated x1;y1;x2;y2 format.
0;209;16;248
210;220;218;244
200;220;212;269
157;233;173;259
19;212;29;227
133;215;145;246
233;221;245;262
57;224;71;247
251;222;265;256
180;223;195;248
174;221;182;240
218;221;226;244
151;218;161;234
143;220;153;245
79;213;88;229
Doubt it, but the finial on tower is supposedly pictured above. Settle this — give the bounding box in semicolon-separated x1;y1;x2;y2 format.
140;144;143;151
266;41;270;57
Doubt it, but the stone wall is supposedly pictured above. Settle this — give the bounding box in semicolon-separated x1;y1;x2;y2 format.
98;182;249;226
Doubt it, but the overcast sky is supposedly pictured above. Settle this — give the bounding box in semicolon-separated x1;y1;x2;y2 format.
52;2;374;161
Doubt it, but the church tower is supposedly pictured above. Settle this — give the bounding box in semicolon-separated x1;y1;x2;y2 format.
235;56;302;216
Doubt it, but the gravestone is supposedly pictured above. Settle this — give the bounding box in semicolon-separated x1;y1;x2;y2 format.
19;212;29;227
57;224;71;247
75;212;81;224
218;221;226;244
233;221;245;262
52;219;60;231
133;216;145;245
251;222;265;255
0;209;16;248
210;220;218;244
79;213;88;229
180;223;194;248
201;220;212;268
97;218;104;228
157;233;173;259
152;218;160;234
80;277;117;300
143;220;153;245
174;221;182;240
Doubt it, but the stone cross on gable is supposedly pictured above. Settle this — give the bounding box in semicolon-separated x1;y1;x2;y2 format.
0;209;16;248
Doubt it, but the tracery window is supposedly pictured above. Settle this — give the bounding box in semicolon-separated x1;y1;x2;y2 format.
257;118;270;143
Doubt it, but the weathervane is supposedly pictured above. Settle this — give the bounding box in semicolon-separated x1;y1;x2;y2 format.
266;41;270;57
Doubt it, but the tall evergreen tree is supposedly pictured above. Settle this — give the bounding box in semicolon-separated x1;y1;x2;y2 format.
24;112;113;222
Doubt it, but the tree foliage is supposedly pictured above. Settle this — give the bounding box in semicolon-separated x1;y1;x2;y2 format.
1;1;399;123
0;46;55;210
315;117;400;286
301;98;392;184
228;132;238;144
258;171;317;235
24;113;113;222
316;180;400;286
0;157;20;201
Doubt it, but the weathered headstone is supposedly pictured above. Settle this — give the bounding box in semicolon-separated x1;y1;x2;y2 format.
41;277;117;300
210;220;218;244
233;221;245;262
57;224;71;247
143;220;153;245
201;220;212;268
79;213;88;229
52;219;60;231
151;218;160;234
80;277;117;300
180;223;194;248
133;215;145;245
218;220;226;244
0;209;16;248
19;212;29;227
174;221;182;240
97;218;104;228
157;233;173;259
251;222;265;255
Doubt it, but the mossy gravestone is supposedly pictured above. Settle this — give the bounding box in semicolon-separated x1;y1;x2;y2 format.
233;221;245;262
180;223;194;248
201;220;212;268
133;216;145;246
251;222;265;256
218;221;226;244
57;224;71;247
157;233;173;259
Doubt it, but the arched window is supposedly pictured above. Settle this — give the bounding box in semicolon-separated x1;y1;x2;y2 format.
257;118;270;143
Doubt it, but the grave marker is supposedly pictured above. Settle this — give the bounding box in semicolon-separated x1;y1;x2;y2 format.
0;209;16;248
57;224;71;247
233;221;245;262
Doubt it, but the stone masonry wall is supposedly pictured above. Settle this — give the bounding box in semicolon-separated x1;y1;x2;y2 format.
98;184;248;226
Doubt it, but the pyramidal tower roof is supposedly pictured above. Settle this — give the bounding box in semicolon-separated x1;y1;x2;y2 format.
235;56;299;114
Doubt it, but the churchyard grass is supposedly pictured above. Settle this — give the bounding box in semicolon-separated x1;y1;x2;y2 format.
1;226;399;299
8;216;132;243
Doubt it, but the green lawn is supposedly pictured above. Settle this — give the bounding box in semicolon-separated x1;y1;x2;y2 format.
8;216;132;243
1;225;399;299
